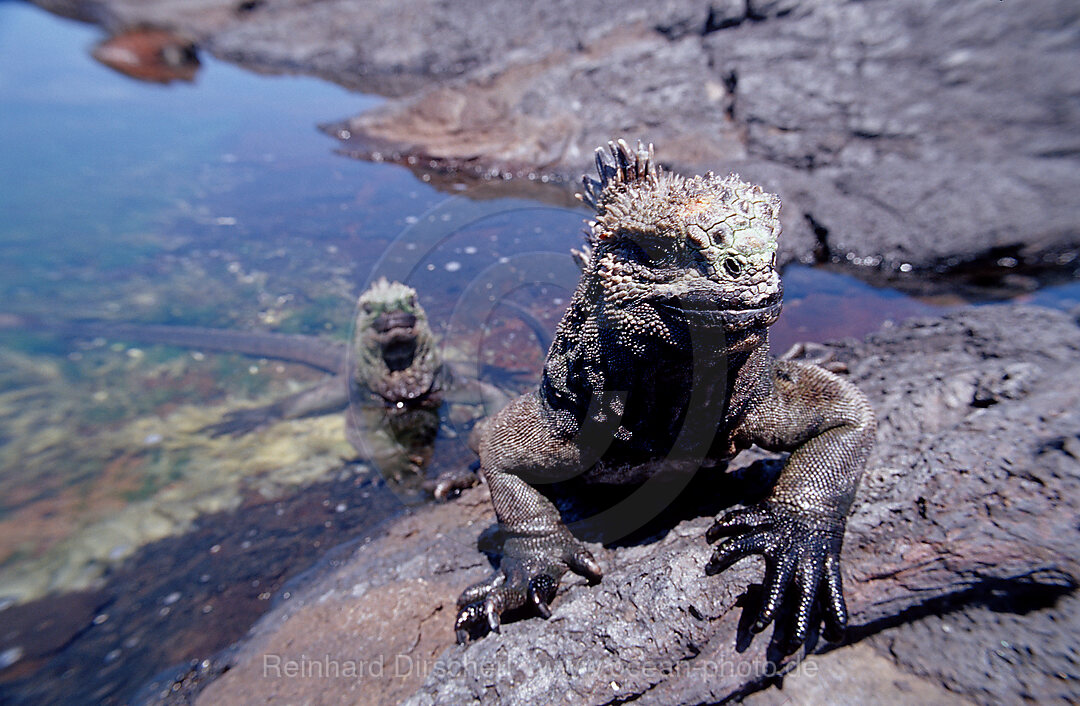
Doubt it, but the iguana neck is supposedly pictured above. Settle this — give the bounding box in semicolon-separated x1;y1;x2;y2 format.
540;277;770;448
352;319;444;404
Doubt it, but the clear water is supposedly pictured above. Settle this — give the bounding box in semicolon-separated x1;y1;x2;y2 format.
0;1;1076;701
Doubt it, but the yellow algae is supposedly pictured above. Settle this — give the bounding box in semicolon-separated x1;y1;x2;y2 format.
0;347;361;604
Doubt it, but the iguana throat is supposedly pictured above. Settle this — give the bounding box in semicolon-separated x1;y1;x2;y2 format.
353;278;442;404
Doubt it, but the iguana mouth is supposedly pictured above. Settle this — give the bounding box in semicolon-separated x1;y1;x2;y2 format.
381;335;418;372
654;290;782;329
371;312;421;372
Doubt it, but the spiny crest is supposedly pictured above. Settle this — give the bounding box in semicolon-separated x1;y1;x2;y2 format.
360;278;419;311
678;173;781;232
577;139;663;214
576;141;781;253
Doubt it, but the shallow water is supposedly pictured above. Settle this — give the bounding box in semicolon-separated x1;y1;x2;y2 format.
0;2;1077;703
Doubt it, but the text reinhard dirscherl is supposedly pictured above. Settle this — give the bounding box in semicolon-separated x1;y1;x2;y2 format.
261;652;820;682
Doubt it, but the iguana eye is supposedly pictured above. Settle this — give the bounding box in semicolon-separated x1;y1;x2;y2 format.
640;241;666;263
624;232;669;265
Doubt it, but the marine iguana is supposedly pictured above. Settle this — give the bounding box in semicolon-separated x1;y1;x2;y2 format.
454;141;876;651
12;279;547;496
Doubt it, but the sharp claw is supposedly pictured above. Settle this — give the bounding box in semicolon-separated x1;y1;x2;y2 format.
431;469;478;501
704;524;724;544
433;484;460;502
455;538;592;640
789;557;823;648
534;598;552;619
822;554;848;641
455;601;484;643
568;549;603;581
705;502;851;650
706;507;774;543
823;622;846;643
529;575;556;619
755;551;796;635
705;533;768;575
485;600;501;634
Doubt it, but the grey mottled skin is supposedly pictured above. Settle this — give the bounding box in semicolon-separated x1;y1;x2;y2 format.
455;141;876;651
343;278;449;482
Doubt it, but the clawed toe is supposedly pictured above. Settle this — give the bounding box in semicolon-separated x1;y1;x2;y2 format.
454;570;562;642
704;501;849;651
528;575;557;619
429;468;479;501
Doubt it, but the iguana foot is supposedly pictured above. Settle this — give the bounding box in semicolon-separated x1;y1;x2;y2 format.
705;501;848;651
454;533;601;643
777;342;849;374
426;466;479;501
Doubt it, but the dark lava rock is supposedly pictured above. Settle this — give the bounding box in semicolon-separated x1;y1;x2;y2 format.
192;305;1080;705
30;0;1080;292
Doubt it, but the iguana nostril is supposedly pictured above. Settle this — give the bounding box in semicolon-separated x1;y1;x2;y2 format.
723;258;742;277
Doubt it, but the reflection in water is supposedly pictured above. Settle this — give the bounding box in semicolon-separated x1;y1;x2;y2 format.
92;28;200;84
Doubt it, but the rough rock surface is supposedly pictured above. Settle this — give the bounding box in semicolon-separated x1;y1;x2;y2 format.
741;642;973;706
190;304;1080;705
31;0;1080;288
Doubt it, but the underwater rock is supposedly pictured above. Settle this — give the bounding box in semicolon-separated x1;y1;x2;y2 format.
0;467;404;705
0;349;354;605
192;304;1080;705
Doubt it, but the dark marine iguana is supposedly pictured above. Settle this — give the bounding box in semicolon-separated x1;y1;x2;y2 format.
454;141;876;651
11;279;547;495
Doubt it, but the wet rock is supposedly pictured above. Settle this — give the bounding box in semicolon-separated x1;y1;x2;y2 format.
30;0;1080;290
330;0;1080;289
0;468;405;705
194;305;1080;705
0;589;109;682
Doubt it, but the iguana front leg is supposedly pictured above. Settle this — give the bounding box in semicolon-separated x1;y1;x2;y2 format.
707;359;875;649
455;393;602;642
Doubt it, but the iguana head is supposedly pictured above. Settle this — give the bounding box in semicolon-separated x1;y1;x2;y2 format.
578;140;782;333
353;278;443;403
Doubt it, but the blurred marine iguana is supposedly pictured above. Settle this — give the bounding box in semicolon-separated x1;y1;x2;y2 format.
454;141;876;652
10;279;550;495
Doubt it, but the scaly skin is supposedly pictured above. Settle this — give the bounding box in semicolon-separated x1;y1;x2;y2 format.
455;141;876;651
344;278;449;483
